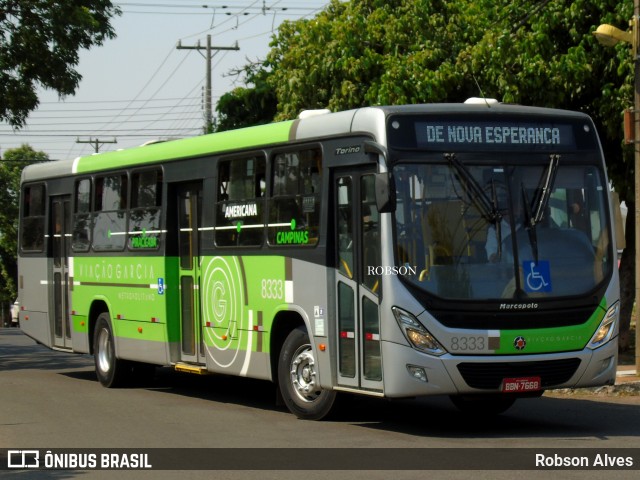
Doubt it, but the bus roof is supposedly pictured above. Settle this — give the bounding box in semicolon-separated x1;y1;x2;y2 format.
21;102;592;182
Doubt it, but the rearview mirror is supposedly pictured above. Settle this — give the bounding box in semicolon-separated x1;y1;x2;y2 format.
363;141;396;213
375;172;396;213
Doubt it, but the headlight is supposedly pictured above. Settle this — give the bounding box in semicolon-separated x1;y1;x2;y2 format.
392;306;446;356
587;302;619;349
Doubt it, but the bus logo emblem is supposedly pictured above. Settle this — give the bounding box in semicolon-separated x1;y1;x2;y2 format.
514;336;526;350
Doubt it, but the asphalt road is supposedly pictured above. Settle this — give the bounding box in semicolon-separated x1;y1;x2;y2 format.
0;328;638;480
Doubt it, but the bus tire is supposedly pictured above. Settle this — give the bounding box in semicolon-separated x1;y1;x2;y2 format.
94;312;130;388
449;394;516;415
278;327;336;420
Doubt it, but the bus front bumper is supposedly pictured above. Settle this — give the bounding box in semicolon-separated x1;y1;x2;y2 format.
380;338;618;398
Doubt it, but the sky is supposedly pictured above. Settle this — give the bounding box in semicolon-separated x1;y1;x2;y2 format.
0;1;331;161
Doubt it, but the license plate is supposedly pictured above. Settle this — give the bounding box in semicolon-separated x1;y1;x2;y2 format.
501;376;541;393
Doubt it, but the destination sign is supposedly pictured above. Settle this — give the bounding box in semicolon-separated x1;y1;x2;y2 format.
414;121;575;150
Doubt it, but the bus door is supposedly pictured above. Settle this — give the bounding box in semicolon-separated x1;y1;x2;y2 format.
50;195;72;349
173;182;205;364
334;169;383;391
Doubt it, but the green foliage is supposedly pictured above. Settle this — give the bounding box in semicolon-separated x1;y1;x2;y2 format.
215;62;277;132
265;0;472;118
462;0;633;198
0;0;121;127
0;145;49;302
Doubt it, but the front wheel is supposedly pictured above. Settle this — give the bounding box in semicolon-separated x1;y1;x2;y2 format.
94;313;130;388
278;327;336;420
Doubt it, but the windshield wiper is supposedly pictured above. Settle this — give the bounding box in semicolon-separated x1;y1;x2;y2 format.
522;154;560;263
445;153;501;223
521;184;538;263
447;153;507;260
532;154;559;226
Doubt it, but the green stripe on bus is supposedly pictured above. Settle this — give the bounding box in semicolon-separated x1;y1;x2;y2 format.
71;255;289;352
74;121;295;173
496;299;606;354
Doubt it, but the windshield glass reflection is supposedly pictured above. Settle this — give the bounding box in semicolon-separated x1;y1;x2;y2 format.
393;160;612;300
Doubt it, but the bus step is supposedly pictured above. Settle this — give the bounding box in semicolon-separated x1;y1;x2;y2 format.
175;363;209;375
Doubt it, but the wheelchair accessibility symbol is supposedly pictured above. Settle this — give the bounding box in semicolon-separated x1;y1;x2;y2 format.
523;260;552;293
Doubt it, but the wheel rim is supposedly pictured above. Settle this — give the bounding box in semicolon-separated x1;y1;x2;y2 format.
289;344;321;403
97;327;112;374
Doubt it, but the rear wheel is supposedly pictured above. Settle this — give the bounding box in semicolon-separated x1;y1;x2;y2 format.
278;327;336;420
94;312;130;388
449;394;516;415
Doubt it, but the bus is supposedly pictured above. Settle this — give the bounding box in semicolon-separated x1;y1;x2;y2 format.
18;100;622;419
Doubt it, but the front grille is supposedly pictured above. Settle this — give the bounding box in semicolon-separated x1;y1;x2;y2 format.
431;306;597;329
456;358;581;389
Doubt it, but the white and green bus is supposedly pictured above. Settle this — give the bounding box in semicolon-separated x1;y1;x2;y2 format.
18;100;621;419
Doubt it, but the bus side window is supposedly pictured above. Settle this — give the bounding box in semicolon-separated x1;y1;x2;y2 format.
93;174;128;252
268;147;322;247
215;156;266;247
129;169;162;250
21;183;46;252
72;178;92;252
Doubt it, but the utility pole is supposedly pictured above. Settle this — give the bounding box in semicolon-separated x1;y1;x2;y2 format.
177;35;239;134
633;0;640;375
76;137;117;153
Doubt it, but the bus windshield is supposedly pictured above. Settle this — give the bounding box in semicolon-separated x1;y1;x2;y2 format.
393;158;613;301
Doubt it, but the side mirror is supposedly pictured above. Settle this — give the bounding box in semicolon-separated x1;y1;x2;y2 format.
363;141;396;213
375;172;396;213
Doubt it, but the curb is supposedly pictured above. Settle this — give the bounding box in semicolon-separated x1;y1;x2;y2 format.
549;382;640;396
548;369;640;396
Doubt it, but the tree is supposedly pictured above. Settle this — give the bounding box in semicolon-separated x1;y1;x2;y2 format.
215;61;277;132
0;0;121;127
264;0;473;119
0;145;49;305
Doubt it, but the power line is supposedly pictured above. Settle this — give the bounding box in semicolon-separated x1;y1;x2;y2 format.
0;129;202;136
92;45;182;134
115;2;322;12
37;96;202;105
181;0;265;40
7;118;203;127
23;107;201;119
180;0;325;41
162;77;206;134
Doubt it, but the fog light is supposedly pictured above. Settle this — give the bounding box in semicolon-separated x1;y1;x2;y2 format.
407;365;428;383
598;356;614;375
